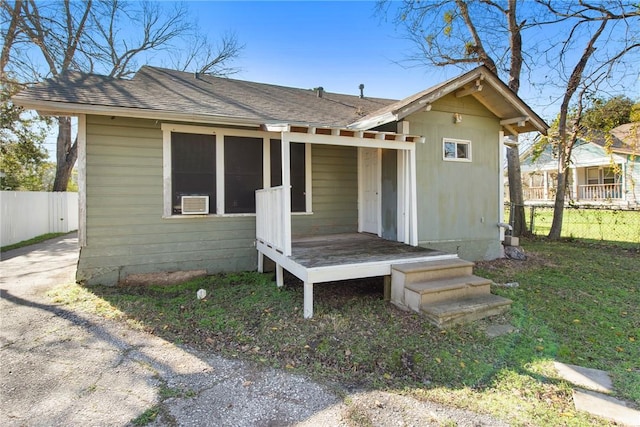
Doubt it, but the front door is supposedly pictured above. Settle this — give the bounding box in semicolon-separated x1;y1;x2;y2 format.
360;147;380;235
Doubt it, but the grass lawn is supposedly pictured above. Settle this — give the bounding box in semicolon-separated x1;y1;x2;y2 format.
525;207;640;244
49;238;639;426
1;232;70;252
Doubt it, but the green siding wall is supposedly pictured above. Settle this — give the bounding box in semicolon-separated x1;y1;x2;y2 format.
409;94;503;261
79;116;358;285
292;144;358;235
80;116;257;284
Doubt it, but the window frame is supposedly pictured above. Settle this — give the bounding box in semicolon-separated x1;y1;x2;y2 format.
442;138;472;162
586;166;621;185
161;124;312;218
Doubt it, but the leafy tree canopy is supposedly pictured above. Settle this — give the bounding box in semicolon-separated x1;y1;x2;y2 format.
1;79;50;190
581;95;635;132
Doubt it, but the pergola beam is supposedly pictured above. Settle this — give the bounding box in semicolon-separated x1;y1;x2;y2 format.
455;77;484;98
500;116;530;127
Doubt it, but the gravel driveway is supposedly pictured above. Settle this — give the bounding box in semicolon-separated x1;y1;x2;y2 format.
0;233;508;426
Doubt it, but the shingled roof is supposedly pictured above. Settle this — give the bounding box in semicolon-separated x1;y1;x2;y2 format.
350;66;548;136
13;66;395;127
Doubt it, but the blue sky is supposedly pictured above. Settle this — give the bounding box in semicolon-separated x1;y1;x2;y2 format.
182;1;639;118
186;1;457;100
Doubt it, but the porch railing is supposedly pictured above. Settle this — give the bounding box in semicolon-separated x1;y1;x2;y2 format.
579;183;623;200
524;186;546;200
256;186;290;255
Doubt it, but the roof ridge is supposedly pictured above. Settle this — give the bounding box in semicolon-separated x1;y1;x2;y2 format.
137;65;396;103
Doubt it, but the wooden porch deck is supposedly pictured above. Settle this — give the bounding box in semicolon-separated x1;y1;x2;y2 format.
290;233;448;268
256;233;457;318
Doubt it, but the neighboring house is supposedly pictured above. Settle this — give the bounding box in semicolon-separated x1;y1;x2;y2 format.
520;123;639;207
14;65;547;321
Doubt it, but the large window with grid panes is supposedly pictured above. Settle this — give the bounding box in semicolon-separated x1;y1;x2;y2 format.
163;125;310;216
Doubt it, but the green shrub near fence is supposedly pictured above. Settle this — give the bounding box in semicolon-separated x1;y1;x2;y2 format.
506;205;640;244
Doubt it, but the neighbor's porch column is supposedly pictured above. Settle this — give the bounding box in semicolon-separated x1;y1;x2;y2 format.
621;162;627;201
543;171;549;200
572;167;579;201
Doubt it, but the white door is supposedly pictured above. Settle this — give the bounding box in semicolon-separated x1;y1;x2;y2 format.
360;147;380;235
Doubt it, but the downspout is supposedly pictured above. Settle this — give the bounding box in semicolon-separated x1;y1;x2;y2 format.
498;222;513;233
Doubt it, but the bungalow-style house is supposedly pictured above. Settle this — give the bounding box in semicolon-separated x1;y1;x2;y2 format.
520;123;639;207
14;65;548;324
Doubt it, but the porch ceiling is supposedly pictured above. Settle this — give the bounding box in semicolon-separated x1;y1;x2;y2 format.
262;123;423;150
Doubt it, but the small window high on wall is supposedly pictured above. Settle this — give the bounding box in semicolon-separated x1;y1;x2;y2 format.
443;138;471;162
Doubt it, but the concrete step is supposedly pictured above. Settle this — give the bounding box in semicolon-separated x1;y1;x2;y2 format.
404;275;492;311
392;258;475;286
421;294;512;328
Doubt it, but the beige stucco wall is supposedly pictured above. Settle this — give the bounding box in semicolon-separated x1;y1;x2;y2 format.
408;93;504;261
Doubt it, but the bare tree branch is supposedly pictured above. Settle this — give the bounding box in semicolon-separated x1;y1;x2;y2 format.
4;0;242;191
0;0;22;79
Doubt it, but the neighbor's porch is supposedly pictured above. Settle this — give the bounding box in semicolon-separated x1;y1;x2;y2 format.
523;164;626;203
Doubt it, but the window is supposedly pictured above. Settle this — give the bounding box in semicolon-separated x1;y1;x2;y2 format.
443;138;471;161
587;167;620;185
224;136;263;213
586;167;600;185
270;140;306;212
602;167;618;185
162;125;311;217
171;132;216;214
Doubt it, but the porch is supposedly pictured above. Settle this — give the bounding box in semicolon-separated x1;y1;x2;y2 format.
255;123;425;318
524;183;623;202
255;124;510;323
256;232;458;319
523;164;625;203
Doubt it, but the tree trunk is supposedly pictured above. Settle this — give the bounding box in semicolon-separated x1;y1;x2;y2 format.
548;168;567;240
52;117;78;191
506;145;527;237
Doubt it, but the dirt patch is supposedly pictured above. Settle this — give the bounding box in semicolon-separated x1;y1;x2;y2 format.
477;250;556;274
121;270;207;286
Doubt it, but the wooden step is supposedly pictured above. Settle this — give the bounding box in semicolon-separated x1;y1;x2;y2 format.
421;294;512;329
404;275;492;311
392;259;474;284
405;275;492;293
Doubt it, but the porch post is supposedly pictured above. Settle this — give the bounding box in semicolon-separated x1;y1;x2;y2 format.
281;132;292;256
543;171;549;200
572;168;579;201
303;281;314;318
276;264;284;287
409;145;418;246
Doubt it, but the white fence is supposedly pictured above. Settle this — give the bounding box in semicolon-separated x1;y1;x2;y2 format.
1;191;78;247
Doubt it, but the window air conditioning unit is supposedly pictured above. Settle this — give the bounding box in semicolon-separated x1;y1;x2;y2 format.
181;195;209;215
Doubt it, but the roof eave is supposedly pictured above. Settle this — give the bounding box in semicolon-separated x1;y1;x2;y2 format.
12;98;265;128
347;111;397;131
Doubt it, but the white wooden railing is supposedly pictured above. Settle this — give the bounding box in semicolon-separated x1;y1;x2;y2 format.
256;186;291;255
579;184;623;200
524;186;546;200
